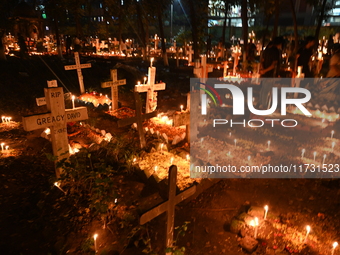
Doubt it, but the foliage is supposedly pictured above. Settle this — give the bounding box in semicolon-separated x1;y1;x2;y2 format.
165;221;190;255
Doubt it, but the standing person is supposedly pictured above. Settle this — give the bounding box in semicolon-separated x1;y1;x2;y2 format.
17;33;28;59
296;36;315;77
258;37;283;109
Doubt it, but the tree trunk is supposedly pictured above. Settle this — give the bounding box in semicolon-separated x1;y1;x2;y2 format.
188;0;199;60
241;0;248;62
157;7;169;66
315;0;328;44
289;0;298;70
136;2;147;60
53;13;63;59
272;0;280;38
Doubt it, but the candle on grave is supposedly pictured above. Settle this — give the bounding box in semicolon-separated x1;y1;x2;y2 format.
133;158;136;163
144;77;147;84
137;81;141;85
200;137;204;145
150;57;154;67
247;155;251;161
93;234;98;253
264;205;268;220
332;242;338;255
322;154;327;165
114;198;118;204
331;130;335;139
267;140;271;150
234;139;237;147
180;105;184;112
186;154;190;161
304;225;311;242
160;143;164;151
170;157;174;165
154;166;158;173
332;141;336;152
1;142;4;151
301;149;306;159
313;151;317;161
254;217;259;238
5;145;9;151
1;116;4;123
72;95;75;109
229;132;231;137
208;150;211;160
54;182;66;194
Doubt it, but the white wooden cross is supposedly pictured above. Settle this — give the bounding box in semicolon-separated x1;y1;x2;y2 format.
64;52;91;94
187;45;194;64
101;69;126;110
173;93;190;142
22;80;88;177
118;92;157;148
140;166;196;252
135;63;166;113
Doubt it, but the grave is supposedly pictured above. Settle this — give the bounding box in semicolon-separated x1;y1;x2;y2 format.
101;69;126;110
22;80;88;177
187;45;194;64
193;55;213;82
64;52;92;94
140;165;196;251
135;61;166;113
118;92;157;148
172;93;190;142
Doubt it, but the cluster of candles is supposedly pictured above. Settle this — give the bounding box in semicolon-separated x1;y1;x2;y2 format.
301;148;328;164
1;116;12;123
0;142;9;151
291;108;340;123
248;206;339;253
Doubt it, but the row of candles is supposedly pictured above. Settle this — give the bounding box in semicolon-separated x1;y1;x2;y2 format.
0;142;9;151
250;205;338;254
1;116;12;123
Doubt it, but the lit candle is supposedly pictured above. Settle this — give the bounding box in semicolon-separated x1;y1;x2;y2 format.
229;132;231;137
144;76;147;84
5;145;8;150
137;81;141;85
180;105;183;112
254;217;259;238
93;234;98;253
114;198;118;204
186;154;190;161
313;151;317;161
264;205;268;220
322;154;327;165
170;157;174;165
133;158;136;163
267;140;271;150
160;143;164;151
1;116;4;123
304;225;311;242
331;130;335;139
54;182;66;194
1;143;4;151
207;150;211;160
200;137;204;145
332;141;336;152
150;57;154;67
154;166;158;172
301;149;305;159
247;155;251;161
234;139;237;147
8;117;11;123
72;95;75;109
332;242;338;255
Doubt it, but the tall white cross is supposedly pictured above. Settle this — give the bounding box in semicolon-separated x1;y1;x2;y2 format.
135;64;166;113
64;52;91;94
193;55;213;84
101;69;126;110
22;80;88;177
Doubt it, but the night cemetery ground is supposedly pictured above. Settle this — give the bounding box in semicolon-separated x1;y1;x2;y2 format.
0;55;340;255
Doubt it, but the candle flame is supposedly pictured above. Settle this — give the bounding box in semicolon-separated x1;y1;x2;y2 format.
94;234;98;240
264;205;268;211
333;242;338;249
306;225;311;233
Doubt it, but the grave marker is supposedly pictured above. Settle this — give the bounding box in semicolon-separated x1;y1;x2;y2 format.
22;80;88;177
118;92;157;148
135;64;166;113
187;45;194;64
101;69;126;110
193;55;213;82
64;52;91;94
172;93;190;142
140;166;196;251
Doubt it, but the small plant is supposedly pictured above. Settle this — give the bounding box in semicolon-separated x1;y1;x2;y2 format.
165;222;190;255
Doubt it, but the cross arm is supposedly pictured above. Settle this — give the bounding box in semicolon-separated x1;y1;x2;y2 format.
117;111;157;128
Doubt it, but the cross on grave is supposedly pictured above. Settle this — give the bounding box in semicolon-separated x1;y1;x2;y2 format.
187;45;194;64
135;65;166;113
64;52;92;94
193;55;213;82
22;80;88;177
118;92;157;148
140;165;196;252
101;69;126;110
172;93;190;142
